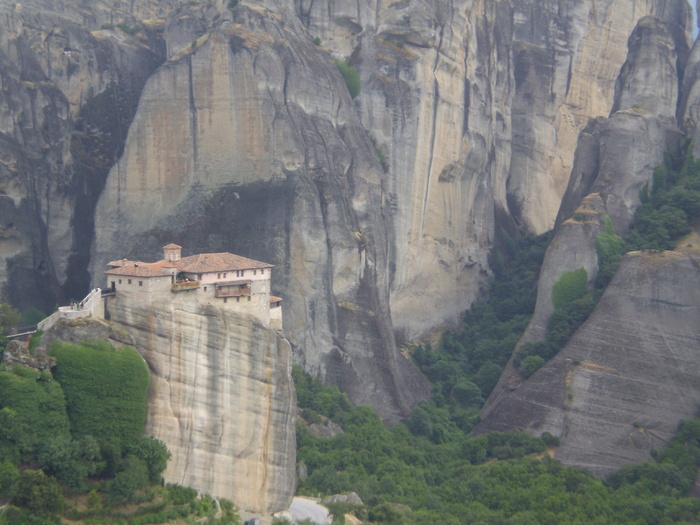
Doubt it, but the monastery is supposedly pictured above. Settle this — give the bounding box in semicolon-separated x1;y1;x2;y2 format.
104;244;283;329
39;244;282;331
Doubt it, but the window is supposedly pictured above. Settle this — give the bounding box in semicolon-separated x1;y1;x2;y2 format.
248;296;251;301
254;269;257;275
223;273;227;278
119;279;122;284
217;273;220;279
236;297;240;302
128;279;132;285
204;286;207;291
139;281;143;287
224;298;227;303
261;269;264;275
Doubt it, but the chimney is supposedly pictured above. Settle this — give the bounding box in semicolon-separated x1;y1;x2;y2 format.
163;243;182;262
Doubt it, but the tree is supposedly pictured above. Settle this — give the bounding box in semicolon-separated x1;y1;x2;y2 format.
37;435;101;489
11;470;64;516
520;356;545;379
0;460;19;500
0;303;20;334
551;268;588;311
21;307;46;327
126;436;171;483
105;455;149;502
451;381;483;408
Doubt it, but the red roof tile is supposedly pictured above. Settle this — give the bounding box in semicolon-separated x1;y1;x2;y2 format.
175;253;273;273
105;260;175;277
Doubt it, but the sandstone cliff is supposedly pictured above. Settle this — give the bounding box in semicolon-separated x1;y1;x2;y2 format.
0;0;697;422
477;13;700;474
478;250;700;477
106;293;296;514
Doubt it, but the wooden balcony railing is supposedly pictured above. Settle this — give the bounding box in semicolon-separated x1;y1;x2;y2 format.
215;286;250;298
172;280;200;292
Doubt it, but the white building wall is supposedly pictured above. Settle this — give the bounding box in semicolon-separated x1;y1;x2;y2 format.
105;269;276;327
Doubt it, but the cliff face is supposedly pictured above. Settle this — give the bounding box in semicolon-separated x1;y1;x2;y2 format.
89;4;428;422
478;250;700;477
0;0;697;422
0;0;165;312
107;294;296;514
477;12;700;474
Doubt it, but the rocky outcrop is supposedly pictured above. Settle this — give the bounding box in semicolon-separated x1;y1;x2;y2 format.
1;0;697;422
611;17;681;120
477;250;700;477
89;4;429;422
490;109;677;380
0;1;164;312
478;12;699;473
107;293;296;514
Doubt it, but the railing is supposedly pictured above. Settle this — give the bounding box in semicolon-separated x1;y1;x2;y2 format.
171;280;200;292
38;287;105;331
215;286;250;298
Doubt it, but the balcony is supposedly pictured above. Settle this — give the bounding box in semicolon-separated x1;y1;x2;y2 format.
215;285;251;298
172;280;200;292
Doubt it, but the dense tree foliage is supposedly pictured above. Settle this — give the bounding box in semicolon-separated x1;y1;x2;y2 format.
0;339;237;525
295;367;700;524
51;340;150;447
515;149;700;374
409;232;551;434
628;150;700;250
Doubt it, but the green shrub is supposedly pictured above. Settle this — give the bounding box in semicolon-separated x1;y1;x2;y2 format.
519;355;545;378
595;216;625;288
551;268;588;311
0;304;20;334
51;340;149;447
166;483;198;505
105;455;149;503
334;60;360;99
0;369;70;452
313;37;322;46
301;408;322;425
0;460;19;499
28;331;43;352
125;437;171;484
37;435;101;489
11;470;64;516
21;308;46;327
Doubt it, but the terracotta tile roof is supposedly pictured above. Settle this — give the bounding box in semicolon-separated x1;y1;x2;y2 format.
107;258;133;267
105;260;175;277
175;252;273;273
270;296;283;303
163;243;181;249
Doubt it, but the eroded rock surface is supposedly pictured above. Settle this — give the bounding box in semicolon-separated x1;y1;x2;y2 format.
1;0;697;424
107;294;296;514
478;251;700;477
478;12;700;474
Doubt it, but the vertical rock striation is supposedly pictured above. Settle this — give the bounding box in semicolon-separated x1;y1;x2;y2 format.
478;12;700;474
90;5;428;422
1;0;697;424
107;294;296;514
478;250;700;477
0;0;165;311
